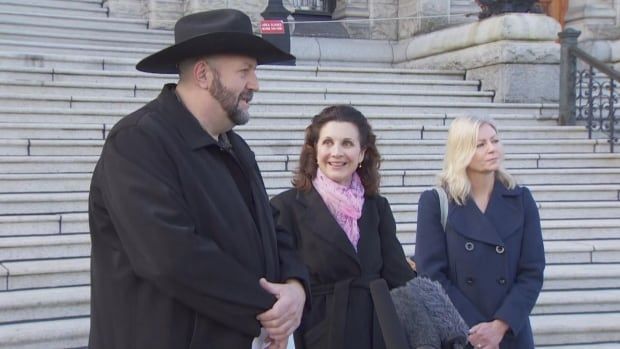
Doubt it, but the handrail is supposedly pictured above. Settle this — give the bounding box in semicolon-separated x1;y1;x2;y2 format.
559;28;618;153
571;47;620;82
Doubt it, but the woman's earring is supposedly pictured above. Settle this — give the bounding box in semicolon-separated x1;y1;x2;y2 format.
358;162;362;169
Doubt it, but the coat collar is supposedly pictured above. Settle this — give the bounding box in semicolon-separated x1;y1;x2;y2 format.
295;187;361;266
448;181;522;246
156;83;238;151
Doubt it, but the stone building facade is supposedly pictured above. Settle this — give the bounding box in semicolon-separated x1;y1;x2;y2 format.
101;0;620;102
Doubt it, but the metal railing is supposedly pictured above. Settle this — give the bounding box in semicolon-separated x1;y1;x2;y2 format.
292;0;332;14
559;28;619;153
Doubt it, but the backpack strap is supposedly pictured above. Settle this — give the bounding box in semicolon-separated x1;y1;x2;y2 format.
433;187;448;232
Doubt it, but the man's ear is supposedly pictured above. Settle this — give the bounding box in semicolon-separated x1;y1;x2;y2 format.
194;60;211;89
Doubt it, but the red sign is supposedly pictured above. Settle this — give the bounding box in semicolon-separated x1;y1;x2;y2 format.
260;20;285;34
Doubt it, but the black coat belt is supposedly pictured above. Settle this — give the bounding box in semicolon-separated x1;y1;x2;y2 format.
311;275;384;349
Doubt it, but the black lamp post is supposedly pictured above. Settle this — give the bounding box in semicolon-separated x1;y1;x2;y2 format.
261;0;295;65
476;0;543;19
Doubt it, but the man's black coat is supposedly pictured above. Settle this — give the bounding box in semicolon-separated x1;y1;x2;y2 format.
88;84;308;349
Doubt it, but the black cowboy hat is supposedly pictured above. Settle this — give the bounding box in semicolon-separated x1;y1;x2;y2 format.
136;9;295;73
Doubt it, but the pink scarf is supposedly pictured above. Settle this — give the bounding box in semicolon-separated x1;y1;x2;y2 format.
312;168;365;250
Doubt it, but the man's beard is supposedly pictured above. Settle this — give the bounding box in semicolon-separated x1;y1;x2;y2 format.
210;71;253;126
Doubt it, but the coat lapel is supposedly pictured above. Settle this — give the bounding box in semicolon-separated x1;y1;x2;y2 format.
227;131;278;280
297;188;360;265
448;182;523;246
485;182;523;240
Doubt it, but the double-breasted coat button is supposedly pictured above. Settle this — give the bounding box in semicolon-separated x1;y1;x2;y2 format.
465;242;475;251
466;277;474;285
496;245;505;254
498;277;506;285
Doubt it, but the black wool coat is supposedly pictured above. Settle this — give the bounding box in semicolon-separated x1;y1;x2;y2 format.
88;84;309;349
271;188;415;349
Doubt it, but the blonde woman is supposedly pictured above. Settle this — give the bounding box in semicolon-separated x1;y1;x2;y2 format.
414;117;545;349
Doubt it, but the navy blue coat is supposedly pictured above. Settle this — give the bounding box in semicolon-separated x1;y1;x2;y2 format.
415;182;545;349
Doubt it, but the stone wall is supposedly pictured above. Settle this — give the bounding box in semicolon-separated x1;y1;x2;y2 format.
394;13;562;103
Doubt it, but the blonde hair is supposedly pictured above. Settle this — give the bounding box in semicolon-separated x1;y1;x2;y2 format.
438;116;515;205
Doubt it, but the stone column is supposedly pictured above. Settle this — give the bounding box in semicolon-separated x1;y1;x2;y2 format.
398;0;451;40
333;0;371;38
142;0;184;29
368;0;398;40
394;13;562;103
565;0;616;40
103;0;144;18
184;0;267;32
565;0;620;64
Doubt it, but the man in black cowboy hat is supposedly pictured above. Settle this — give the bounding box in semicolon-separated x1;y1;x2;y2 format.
88;9;308;349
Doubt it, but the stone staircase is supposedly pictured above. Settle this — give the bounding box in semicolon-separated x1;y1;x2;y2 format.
1;0;620;348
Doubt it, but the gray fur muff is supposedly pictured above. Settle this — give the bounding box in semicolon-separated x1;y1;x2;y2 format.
390;277;469;349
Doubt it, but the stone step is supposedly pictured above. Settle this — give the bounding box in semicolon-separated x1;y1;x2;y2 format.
0;213;88;237
0;192;89;215
345;139;604;155
397;168;620;187
0;173;92;193
0;50;468;80
2;138;603;157
250;99;557;118
395;219;620;244
0;39;153;59
0;66;478;92
400;239;620;265
2;168;619;194
532;312;620;346
0;286;89;324
262;65;467;80
0;156;99;173
0;93;556;117
381;153;620;171
0;234;90;261
3;0;103;9
0;81;495;103
393;200;620;223
0;0;106;17
534;289;620;315
0;51;139;71
0;123;105;140
542;219;620;240
0;10;148;32
0;93;540;113
537;263;620;291
380;183;620;205
1;257;617;294
538;343;620;349
0;27;167;50
0;14;171;42
0;122;590;142
0;154;287;173
1;257;90;290
2;153;617;176
3;191;620;241
241;125;590;141
544;240;620;264
0;316;89;349
538;201;620;220
0;106;558;127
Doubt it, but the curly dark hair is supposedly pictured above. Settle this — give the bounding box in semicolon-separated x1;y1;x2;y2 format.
292;105;381;196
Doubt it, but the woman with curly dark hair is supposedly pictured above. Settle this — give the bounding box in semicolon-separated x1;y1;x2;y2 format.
270;105;415;349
